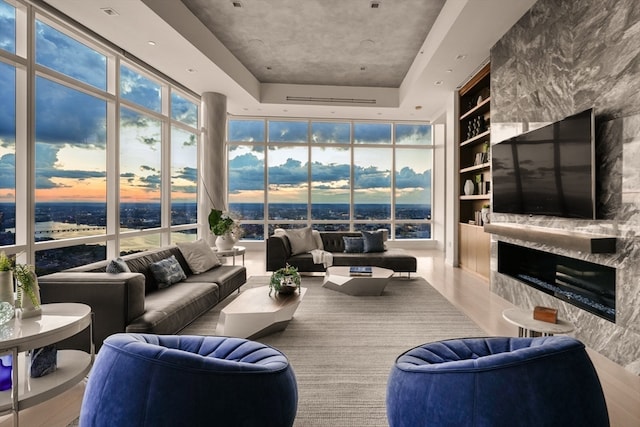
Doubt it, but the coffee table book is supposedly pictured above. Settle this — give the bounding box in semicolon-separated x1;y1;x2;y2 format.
349;266;373;276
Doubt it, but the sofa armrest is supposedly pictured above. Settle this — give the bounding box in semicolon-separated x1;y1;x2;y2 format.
39;272;146;351
266;235;291;271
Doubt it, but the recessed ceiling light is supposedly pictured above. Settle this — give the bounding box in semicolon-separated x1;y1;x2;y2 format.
100;7;119;16
147;40;156;46
446;69;453;73
455;54;467;60
370;1;380;9
360;66;366;71
232;1;242;8
265;66;272;71
186;68;196;73
434;80;443;86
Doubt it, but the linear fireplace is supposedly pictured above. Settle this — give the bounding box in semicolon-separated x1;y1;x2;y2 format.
498;242;616;322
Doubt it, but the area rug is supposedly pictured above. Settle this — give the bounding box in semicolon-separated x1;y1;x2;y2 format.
181;275;485;426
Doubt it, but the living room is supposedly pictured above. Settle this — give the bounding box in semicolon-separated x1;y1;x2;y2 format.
1;0;639;426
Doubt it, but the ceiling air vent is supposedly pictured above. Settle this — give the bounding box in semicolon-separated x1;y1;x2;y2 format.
286;96;376;105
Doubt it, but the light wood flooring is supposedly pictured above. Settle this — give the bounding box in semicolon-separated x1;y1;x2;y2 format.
2;248;638;426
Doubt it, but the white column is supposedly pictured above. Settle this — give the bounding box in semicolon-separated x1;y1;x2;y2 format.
199;92;227;244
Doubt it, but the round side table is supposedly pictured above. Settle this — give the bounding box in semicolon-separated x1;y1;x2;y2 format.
502;307;574;337
213;246;246;266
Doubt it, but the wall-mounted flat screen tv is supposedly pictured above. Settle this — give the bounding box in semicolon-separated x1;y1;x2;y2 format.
491;108;596;219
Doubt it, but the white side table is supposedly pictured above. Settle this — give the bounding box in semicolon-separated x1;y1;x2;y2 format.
0;303;94;427
502;307;574;337
213;246;246;266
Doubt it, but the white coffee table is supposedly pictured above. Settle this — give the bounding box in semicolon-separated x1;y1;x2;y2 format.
322;266;394;296
216;285;306;339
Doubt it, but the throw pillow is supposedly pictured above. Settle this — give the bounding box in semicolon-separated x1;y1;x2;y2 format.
149;255;187;289
312;229;324;251
361;230;385;253
106;257;130;273
177;239;221;274
343;236;364;253
285;227;318;255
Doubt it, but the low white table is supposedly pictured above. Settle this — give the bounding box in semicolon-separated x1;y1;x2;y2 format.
213;246;246;266
502;307;574;337
216;285;306;339
322;266;394;296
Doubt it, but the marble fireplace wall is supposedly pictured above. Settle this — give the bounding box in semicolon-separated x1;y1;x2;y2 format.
489;0;640;373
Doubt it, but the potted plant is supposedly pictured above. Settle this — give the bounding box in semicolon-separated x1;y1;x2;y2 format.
208;209;243;251
13;263;41;318
269;264;301;296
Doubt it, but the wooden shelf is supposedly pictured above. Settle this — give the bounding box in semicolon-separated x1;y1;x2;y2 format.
484;223;617;254
460;162;490;173
460;96;491;120
460;194;490;201
460;130;490;147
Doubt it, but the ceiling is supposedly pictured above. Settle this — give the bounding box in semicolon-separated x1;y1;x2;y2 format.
41;0;537;121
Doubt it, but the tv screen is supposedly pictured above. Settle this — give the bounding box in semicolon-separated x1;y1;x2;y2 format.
491;108;595;219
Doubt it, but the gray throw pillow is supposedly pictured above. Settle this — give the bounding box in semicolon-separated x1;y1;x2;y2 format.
343;237;364;253
285;227;318;255
106;257;130;273
177;239;221;274
149;255;187;289
361;230;385;253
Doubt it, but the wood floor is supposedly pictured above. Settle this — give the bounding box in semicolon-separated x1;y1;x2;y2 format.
2;247;638;426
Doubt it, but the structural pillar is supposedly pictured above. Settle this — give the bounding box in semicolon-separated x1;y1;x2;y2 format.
200;92;227;244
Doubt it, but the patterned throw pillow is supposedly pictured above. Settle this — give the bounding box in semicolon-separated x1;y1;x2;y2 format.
343;237;364;253
361;230;385;253
149;255;187;289
106;257;131;273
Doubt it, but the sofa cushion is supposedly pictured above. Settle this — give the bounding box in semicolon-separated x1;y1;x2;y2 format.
285;227;318;255
126;281;219;335
177;239;221;274
343;237;364;253
361;230;385;253
183;265;247;302
149;256;187;289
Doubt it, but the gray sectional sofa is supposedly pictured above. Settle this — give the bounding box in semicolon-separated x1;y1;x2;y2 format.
267;231;417;274
39;245;246;351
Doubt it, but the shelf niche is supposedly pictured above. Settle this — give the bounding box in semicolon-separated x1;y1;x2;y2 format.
484;223;617;254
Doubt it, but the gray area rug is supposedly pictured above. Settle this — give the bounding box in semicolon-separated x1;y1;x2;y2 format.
182;275;485;426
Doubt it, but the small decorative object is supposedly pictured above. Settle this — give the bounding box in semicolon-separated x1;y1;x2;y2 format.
0;355;11;391
0;302;14;326
14;263;41;319
481;204;490;225
269;264;301;296
533;306;558;324
463;179;475;196
208;208;243;251
30;345;57;378
0;252;14;309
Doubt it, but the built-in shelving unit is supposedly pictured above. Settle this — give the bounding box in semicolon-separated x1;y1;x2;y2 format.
484;223;617;254
458;62;491;279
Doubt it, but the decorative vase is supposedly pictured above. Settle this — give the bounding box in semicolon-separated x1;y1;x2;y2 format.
215;233;236;251
0;271;13;308
481;207;490;225
0;355;11;391
0;302;14;326
464;179;475;196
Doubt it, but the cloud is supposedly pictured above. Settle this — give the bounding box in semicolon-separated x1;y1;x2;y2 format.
395;166;431;189
172;184;197;194
268;121;307;142
229;152;264;191
173;166;197;183
0;153;15;189
0;63;15;142
120;65;161;112
311;122;350;143
35;77;107;147
228;120;264;142
354;123;391;143
139;173;161;190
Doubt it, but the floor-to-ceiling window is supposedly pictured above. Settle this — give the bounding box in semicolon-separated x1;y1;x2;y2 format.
228;118;433;240
0;0;200;273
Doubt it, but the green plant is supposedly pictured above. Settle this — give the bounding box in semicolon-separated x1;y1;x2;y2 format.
269;264;301;296
208;209;242;237
0;252;12;272
13;263;39;308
